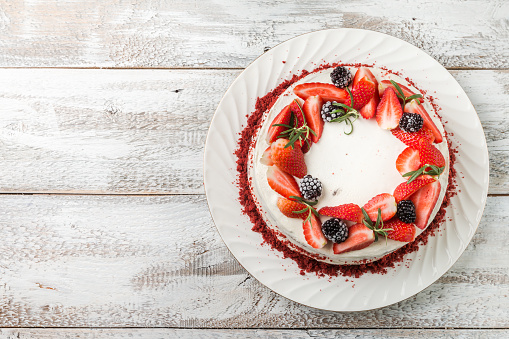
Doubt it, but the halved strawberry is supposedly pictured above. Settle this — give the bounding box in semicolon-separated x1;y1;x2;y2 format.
333;223;375;254
303;214;327;249
289;99;305;128
362;193;397;221
277;197;307;219
405;99;443;143
302;95;324;143
318;204;363;223
376;87;403;130
344;77;375;110
354;68;379;119
260;146;274;166
417;139;445;168
266;166;301;199
266;105;291;144
393;177;436;202
391;127;434;148
293;83;349;103
271;138;307;178
383;219;416;242
378;80;424;104
396;147;421;175
409;180;441;229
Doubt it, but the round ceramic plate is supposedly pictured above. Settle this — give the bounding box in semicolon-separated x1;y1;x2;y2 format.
203;29;489;311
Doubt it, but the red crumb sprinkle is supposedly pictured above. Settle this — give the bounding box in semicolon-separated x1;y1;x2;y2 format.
234;63;458;279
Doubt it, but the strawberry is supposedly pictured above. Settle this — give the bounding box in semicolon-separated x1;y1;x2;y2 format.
277;197;307;219
362;193;397;221
353;68;379;119
289;99;305;128
378;80;424;104
417;139;445;169
333;223;375;254
293;83;349;103
318;204;363;223
260;146;274;166
409;180;441;229
302;95;324;143
391;127;434;148
376;87;403;130
270;138;307;178
266;166;301;199
296;139;312;153
303;214;327;249
393;177;436;202
383;219;416;242
404;100;443;143
396;147;421;175
266;105;291;144
344;77;375;110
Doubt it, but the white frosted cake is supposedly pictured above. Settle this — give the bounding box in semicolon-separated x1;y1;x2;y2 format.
249;66;449;265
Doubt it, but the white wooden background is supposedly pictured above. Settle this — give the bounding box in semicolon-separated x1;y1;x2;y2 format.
0;0;507;338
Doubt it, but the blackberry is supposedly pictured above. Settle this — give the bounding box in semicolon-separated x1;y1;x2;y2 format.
299;175;322;201
399;112;423;133
322;218;349;243
397;200;416;223
321;101;345;122
330;66;353;89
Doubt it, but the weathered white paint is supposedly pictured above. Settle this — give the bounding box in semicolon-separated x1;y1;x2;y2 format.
0;194;505;327
0;0;506;68
0;69;505;194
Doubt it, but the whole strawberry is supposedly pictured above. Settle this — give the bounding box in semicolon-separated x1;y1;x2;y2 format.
344;77;375;110
383;219;416;242
318;203;363;223
277;197;307;219
271;138;307;178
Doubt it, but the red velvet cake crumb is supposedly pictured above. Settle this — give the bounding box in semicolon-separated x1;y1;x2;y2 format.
234;63;458;278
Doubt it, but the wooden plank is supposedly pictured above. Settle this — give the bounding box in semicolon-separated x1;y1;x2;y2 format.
0;328;507;338
0;194;505;328
0;69;506;194
0;0;507;69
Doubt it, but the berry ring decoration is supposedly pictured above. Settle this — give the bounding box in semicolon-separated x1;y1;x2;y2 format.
204;29;488;311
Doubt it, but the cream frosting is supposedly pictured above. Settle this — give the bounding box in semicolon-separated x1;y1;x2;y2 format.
249;67;449;265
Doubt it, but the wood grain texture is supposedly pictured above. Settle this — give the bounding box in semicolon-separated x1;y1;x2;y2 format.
0;69;506;194
0;194;505;328
0;0;507;69
0;328;507;338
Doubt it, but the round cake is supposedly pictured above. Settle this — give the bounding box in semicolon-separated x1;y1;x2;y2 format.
249;66;449;265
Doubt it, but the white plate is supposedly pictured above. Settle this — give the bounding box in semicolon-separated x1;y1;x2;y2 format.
203;29;489;311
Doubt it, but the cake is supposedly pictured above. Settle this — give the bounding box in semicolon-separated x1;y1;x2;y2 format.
248;66;449;265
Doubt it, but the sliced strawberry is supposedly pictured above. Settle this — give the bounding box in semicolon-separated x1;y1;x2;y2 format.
302;95;324;143
303;214;327;249
293;83;349;103
417;139;445;168
266;105;292;144
344;77;375;110
266;166;301;199
409;180;441;229
260;146;274;166
271;138;307;178
289;99;305;127
393;177;436;202
405;99;442;143
362;193;397;221
376;87;403;130
296;139;313;154
392;127;434;148
378;80;424;104
383;219;416;242
277;197;307;219
318;204;363;223
333;223;375;254
353;68;379;119
396;147;421;175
